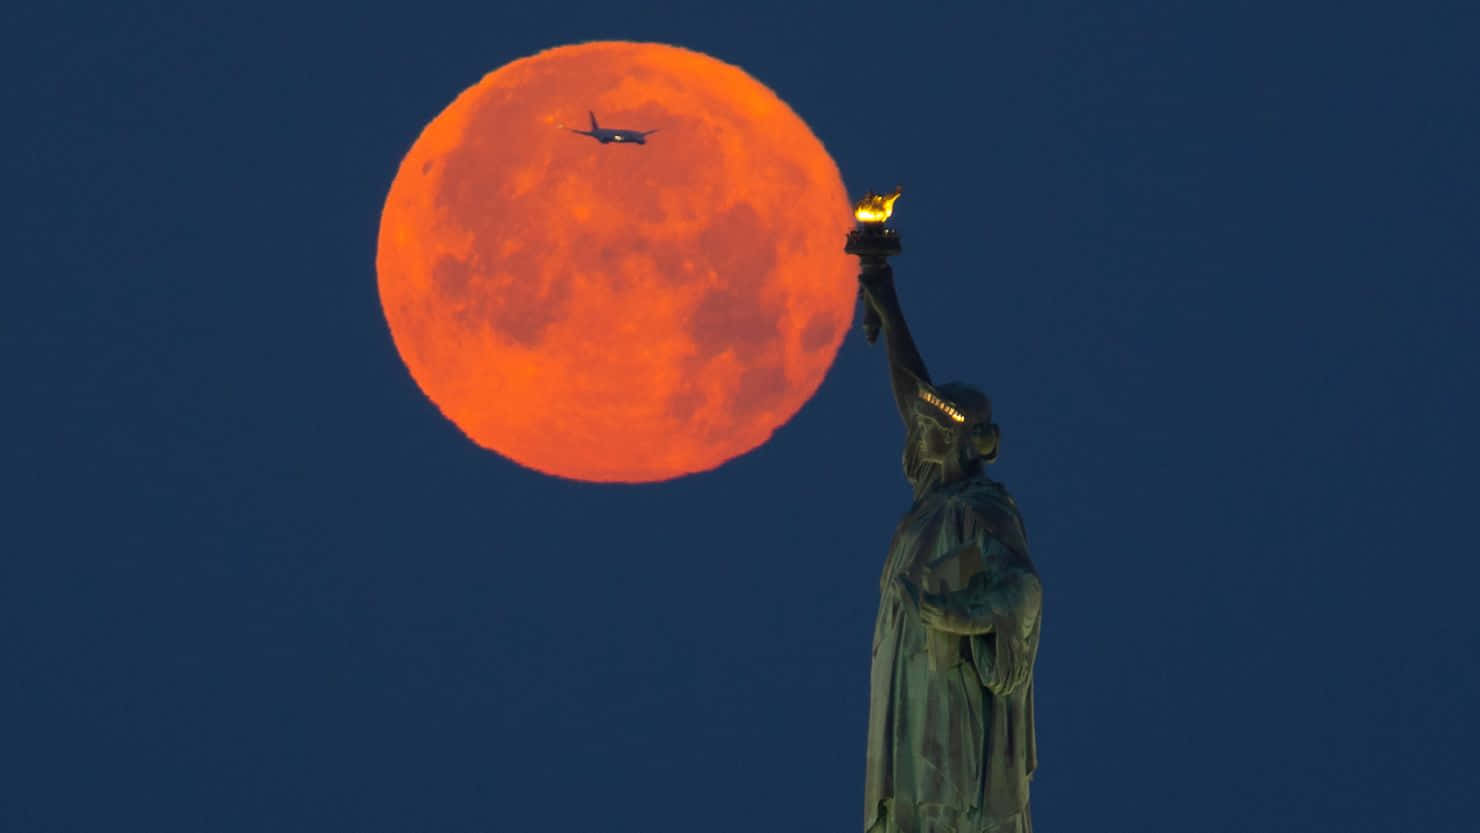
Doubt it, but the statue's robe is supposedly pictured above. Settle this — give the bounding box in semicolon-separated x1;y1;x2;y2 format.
864;474;1042;833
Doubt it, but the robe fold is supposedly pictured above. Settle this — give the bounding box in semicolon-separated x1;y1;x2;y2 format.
864;474;1042;833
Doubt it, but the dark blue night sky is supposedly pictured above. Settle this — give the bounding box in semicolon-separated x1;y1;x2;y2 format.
5;3;1478;831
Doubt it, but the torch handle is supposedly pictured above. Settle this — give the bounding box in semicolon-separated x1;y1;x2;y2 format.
859;286;882;344
846;226;898;347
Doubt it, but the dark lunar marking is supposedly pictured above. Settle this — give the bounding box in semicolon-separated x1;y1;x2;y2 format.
625;238;703;289
665;386;705;424
433;254;471;296
483;246;568;346
432;98;572;346
800;311;838;352
689;202;781;359
571;236;692;294
421;160;433;175
625;65;660;84
435;246;569;347
784;225;811;256
434;93;532;268
688;284;780;362
697;201;778;296
784;157;809;186
734;362;789;413
615;180;671;226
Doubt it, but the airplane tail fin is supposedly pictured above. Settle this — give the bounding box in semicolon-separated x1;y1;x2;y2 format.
589;111;599;130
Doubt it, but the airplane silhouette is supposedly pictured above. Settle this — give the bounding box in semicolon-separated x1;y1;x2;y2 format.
562;111;660;144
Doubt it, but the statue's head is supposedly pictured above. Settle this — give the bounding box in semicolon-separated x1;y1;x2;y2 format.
903;379;1000;494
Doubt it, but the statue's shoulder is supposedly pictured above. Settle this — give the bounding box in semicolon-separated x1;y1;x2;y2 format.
949;476;1031;559
948;476;1018;515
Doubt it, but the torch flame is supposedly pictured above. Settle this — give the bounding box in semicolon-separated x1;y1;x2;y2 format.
854;185;902;224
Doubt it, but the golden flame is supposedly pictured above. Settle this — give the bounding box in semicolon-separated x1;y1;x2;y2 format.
853;185;902;224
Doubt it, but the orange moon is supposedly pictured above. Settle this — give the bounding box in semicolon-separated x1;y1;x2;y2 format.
377;41;856;482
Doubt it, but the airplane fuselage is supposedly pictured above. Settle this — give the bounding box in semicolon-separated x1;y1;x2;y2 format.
587;130;648;144
566;112;658;145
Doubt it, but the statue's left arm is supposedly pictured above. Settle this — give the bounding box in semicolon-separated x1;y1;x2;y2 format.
918;541;1042;636
916;538;1042;695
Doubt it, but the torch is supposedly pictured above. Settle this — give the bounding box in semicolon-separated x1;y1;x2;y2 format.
844;185;902;344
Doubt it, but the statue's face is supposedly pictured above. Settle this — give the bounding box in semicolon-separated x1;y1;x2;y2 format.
912;412;998;469
914;415;957;465
907;383;997;482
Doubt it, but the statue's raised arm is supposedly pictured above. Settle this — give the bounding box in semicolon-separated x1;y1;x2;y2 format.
859;260;931;427
844;186;931;427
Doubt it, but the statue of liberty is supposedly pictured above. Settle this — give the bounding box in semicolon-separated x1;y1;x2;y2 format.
848;190;1043;833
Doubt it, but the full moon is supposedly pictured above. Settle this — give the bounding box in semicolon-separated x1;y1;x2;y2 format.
377;41;856;482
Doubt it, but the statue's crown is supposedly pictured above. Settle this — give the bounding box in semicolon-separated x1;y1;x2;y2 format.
917;386;966;424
